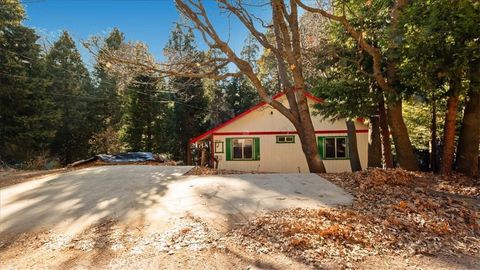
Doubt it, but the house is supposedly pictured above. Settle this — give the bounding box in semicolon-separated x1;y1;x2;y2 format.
190;92;369;173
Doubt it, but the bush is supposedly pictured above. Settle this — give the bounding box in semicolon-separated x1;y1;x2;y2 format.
89;127;124;155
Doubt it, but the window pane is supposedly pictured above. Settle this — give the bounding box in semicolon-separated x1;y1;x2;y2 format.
278;137;285;142
243;139;253;159
286;136;293;142
233;139;243;159
336;138;347;158
325;138;336;158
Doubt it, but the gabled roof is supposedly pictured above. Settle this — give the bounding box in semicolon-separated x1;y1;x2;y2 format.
190;92;324;143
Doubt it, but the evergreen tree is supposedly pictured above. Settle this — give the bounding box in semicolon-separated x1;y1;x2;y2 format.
92;28;125;130
45;31;94;164
203;77;231;127
225;35;260;115
225;76;258;115
202;49;232;127
0;0;58;164
123;75;169;152
164;23;208;163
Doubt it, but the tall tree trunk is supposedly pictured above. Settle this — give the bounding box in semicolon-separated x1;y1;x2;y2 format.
346;120;362;171
270;1;326;173
296;0;418;171
368;116;382;168
378;97;394;168
456;61;480;176
441;80;461;174
430;99;438;172
387;100;419;171
295;97;327;173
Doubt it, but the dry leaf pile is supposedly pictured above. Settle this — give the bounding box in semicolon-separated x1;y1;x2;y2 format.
230;168;480;267
185;166;267;175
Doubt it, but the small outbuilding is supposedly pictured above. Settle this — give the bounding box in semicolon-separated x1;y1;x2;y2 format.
190;92;369;173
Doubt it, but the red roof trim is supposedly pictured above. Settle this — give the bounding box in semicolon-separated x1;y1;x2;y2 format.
211;129;368;136
190;92;294;143
190;92;361;143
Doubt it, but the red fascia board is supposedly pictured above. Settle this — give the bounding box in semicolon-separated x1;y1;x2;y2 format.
304;92;324;103
190;92;289;143
212;129;368;136
189;92;364;143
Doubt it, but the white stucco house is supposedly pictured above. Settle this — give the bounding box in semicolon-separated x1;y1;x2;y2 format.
190;92;369;173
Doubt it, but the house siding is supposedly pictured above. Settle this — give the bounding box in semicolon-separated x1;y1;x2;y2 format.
203;94;369;173
214;133;368;173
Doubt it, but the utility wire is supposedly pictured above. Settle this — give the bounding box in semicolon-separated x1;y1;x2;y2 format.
0;47;223;112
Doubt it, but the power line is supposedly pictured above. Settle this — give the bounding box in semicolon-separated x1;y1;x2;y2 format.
0;48;223;112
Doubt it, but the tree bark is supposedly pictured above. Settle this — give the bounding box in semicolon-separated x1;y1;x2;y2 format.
346;120;362;171
387;100;420;171
297;0;419;171
270;1;326;173
440;79;461;174
455;61;480;176
368;116;382;168
378;97;394;168
430;99;438;172
175;0;327;172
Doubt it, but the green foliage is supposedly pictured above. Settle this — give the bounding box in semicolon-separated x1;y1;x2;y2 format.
164;23;208;162
122;75;170;152
225;76;259;115
402;99;443;150
0;1;58;163
0;0;25;27
203;77;231;127
88;127;124;155
226;35;261;115
306;8;379;120
400;0;479;98
45;31;95;164
92;28;125;130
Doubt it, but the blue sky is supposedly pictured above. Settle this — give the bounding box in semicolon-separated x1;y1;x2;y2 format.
22;0;270;68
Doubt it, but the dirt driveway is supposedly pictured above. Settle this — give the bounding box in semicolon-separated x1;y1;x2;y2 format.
0;165;351;269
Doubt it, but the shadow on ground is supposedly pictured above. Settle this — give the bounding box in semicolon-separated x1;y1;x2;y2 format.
0;165;354;269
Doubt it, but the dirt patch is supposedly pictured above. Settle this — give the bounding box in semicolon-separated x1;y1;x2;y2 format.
185;166;274;175
0;215;309;270
0;168;68;188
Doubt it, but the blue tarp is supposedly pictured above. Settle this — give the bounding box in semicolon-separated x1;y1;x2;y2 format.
96;152;156;163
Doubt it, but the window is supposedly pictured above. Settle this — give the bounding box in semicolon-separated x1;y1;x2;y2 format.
226;137;260;161
276;135;295;143
319;136;348;159
233;138;254;160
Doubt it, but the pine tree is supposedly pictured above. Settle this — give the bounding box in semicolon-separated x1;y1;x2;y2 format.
92;28;125;130
225;35;260;115
123;75;169;152
45;31;94;164
225;76;258;115
0;0;58;164
164;23;208;163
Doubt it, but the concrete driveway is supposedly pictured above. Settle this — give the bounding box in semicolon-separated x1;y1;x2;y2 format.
0;165;352;237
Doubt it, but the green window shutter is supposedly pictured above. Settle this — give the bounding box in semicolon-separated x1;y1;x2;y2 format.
254;137;260;160
225;138;232;161
317;136;325;159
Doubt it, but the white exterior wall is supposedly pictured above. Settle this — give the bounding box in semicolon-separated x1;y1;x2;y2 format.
216;95;367;133
213;133;368;173
208;95;369;173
